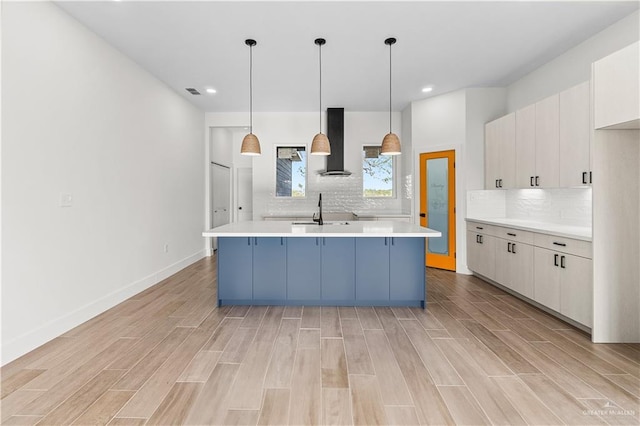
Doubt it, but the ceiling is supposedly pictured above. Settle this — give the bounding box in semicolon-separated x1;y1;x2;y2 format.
55;1;638;113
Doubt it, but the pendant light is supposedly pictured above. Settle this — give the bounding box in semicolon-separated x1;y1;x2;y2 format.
310;38;331;156
241;39;261;156
381;37;401;155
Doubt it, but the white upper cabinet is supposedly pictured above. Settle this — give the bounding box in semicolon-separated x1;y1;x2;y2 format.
560;81;592;187
594;41;640;130
515;104;536;188
535;94;560;188
485;113;516;189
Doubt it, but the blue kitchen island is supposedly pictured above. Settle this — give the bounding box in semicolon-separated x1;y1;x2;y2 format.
202;221;441;307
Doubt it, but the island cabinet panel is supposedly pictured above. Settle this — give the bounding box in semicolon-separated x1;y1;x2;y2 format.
355;238;390;301
253;237;287;300
389;237;425;301
218;237;253;300
321;238;356;300
287;238;321;300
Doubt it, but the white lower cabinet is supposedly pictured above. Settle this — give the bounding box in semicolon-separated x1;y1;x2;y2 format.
466;220;592;329
495;238;534;299
534;247;592;327
466;230;496;281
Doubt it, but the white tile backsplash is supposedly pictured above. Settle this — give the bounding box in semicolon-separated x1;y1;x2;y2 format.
467;188;592;227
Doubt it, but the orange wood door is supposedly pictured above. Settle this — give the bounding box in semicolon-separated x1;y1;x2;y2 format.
419;150;456;271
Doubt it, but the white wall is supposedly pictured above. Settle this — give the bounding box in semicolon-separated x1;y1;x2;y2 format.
205;111;406;220
1;2;205;364
507;10;640;111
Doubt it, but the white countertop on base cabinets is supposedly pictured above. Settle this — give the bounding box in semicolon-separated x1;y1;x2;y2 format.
465;217;591;241
203;221;441;238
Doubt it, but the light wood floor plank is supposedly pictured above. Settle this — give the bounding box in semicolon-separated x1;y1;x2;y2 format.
2;415;43;425
70;390;134;426
349;374;388;425
177;350;222;382
0;390;45;422
228;305;251;318
283;305;303;319
321;306;342;338
426;329;451;339
437;385;490;426
264;319;300;388
301;306;321;329
384;405;420;426
184;362;239;425
390;306;416;320
219;326;258;364
202;317;243;351
409;306;444;330
0;369;45;399
492;376;564;425
579;398;639;426
321;338;349;388
323;388;352;426
146;382;202;426
224;409;260;426
340;318;375;375
298;329;321;350
338;306;357;320
241;305;269;328
257;388;289;426
355;307;382;330
603;374;640;398
107;417;147;426
289;348;321;425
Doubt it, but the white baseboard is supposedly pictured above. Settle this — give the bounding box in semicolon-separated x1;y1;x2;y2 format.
1;249;206;366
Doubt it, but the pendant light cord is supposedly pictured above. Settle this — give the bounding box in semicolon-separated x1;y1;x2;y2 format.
249;43;253;133
319;41;322;132
389;41;392;134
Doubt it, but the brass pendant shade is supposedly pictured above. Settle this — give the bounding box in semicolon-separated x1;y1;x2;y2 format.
241;39;261;156
311;38;331;155
381;37;401;156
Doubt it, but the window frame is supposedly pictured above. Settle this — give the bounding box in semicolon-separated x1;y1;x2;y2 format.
275;145;308;198
362;144;396;199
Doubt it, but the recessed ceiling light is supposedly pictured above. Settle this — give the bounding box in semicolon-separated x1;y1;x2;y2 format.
205;88;217;94
422;87;433;93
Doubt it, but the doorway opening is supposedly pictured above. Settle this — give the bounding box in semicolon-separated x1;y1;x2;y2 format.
419;150;456;271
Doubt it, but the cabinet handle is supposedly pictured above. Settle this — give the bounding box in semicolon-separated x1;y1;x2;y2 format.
248;237;251;246
254;237;258;245
582;172;588;185
507;232;516;237
507;242;512;253
590;171;592;184
480;235;483;244
553;242;567;247
281;237;284;245
561;255;566;269
512;243;516;254
499;179;503;188
530;176;534;187
476;226;484;230
323;237;326;246
495;179;499;188
384;237;388;246
316;237;319;246
554;254;559;266
392;237;395;246
535;176;540;186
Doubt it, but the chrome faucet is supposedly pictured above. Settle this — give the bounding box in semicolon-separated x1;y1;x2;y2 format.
312;193;323;225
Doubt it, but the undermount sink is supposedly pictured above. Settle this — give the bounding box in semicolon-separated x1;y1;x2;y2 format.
291;221;350;226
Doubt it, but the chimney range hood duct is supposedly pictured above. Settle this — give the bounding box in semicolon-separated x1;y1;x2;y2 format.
321;108;352;176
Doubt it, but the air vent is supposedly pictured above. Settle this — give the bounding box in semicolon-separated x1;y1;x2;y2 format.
185;88;201;95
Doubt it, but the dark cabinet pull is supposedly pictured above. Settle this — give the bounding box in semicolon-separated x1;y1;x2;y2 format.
323;237;326;246
530;176;534;187
254;237;258;245
480;235;483;244
507;232;516;237
553;242;567;247
535;176;540;186
476;226;484;230
560;256;566;269
499;179;503;188
512;243;516;254
507;242;512;253
392;237;395;246
316;237;319;246
384;237;388;246
248;237;251;246
582;172;588;185
589;171;592;184
495;179;499;188
281;237;284;245
554;254;559;266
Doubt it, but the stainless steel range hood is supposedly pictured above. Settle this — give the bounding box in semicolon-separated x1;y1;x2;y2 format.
320;108;352;176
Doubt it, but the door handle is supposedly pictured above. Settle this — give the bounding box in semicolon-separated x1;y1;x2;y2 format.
560;256;566;269
554;254;559;267
419;213;426;218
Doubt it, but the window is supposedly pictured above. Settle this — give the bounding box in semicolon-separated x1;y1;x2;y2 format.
363;146;393;197
276;146;306;197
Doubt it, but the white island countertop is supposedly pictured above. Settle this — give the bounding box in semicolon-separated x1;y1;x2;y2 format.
203;220;441;238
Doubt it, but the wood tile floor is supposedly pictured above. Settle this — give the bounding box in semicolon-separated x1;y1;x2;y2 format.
2;256;639;425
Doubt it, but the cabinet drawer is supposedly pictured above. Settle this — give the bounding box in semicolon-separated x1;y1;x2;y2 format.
466;222;498;236
494;227;534;244
534;233;592;259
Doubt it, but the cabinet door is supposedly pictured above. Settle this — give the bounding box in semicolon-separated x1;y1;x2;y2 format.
322;238;356;300
560;82;591;187
356;238;390;301
253;237;287;300
494;239;512;289
499;113;517;189
506;242;534;299
535;94;560;188
560;254;593;327
516;104;536;188
466;231;496;280
390;237;425;301
485;120;501;189
533;247;561;311
287;238;321;301
218;237;253;301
